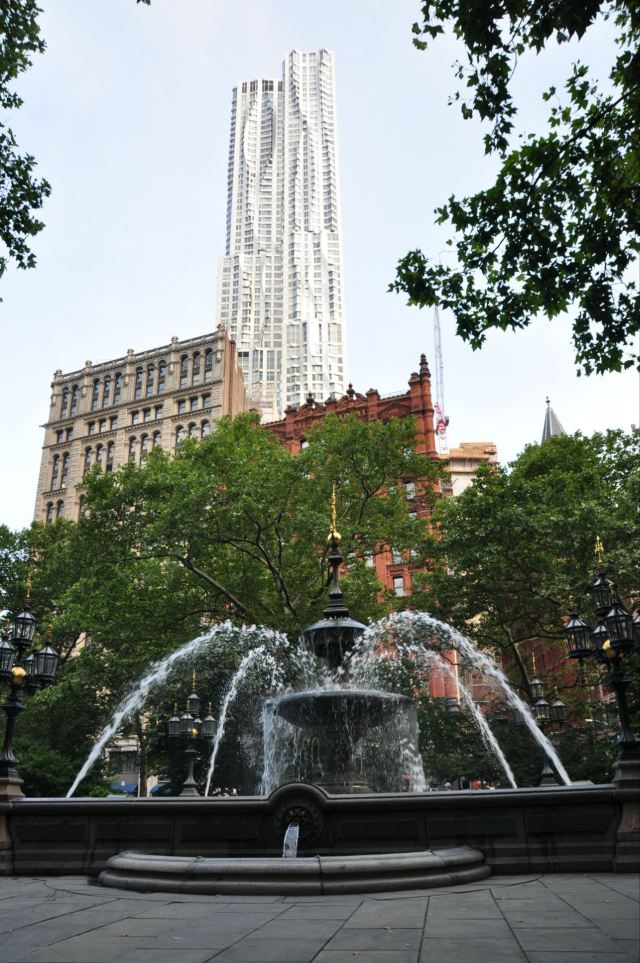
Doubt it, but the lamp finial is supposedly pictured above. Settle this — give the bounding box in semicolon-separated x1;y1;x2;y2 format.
327;482;341;544
594;535;604;566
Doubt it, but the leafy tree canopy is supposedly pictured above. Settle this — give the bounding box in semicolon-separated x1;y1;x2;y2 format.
391;1;640;374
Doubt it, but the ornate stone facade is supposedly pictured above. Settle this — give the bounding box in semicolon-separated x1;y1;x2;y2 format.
34;327;247;523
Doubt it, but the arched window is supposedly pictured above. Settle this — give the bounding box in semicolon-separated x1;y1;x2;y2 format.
60;453;70;487
146;364;155;398
140;434;149;465
134;366;143;400
91;378;100;411
102;375;112;407
106;441;115;472
128;437;137;462
175;425;185;448
70;385;79;416
95;444;104;469
83;447;93;475
201;420;210;439
152;430;161;447
204;349;213;382
50;455;60;489
113;372;123;404
45;502;54;525
158;360;167;394
61;388;69;418
192;351;201;385
55;500;64;520
179;355;189;388
188;422;198;439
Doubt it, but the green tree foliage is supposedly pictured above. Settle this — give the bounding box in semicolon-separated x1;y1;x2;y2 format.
391;1;640;374
3;413;440;794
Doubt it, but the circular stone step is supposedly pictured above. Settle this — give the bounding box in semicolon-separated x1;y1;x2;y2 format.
98;846;490;895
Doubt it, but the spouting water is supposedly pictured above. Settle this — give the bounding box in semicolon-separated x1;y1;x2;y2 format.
204;646;279;796
282;822;299;858
67;622;289;798
364;612;571;786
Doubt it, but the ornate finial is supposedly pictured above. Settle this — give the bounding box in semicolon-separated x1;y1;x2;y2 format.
174;702;178;713
568;594;575;613
532;652;537;673
25;574;32;603
327;483;341;544
546;396;550;407
419;353;430;377
306;392;315;407
346;383;356;400
47;624;53;641
192;668;196;689
594;535;604;566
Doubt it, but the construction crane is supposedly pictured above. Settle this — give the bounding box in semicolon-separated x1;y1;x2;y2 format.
433;306;449;454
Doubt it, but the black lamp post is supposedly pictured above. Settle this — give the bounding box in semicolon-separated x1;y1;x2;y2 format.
563;545;640;787
167;675;216;797
0;597;60;798
530;671;565;786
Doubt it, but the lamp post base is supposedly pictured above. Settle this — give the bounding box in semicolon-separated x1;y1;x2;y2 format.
0;774;24;799
612;751;640;790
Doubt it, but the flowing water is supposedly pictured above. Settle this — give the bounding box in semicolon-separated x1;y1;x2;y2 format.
282;822;300;858
204;646;280;796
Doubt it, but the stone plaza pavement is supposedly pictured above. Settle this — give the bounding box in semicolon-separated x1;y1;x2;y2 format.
0;873;637;963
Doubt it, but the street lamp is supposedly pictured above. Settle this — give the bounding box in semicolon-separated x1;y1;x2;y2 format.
530;670;565;786
0;597;60;797
167;674;216;797
563;546;640;787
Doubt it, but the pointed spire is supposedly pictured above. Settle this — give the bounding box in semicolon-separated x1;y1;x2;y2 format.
419;353;430;378
542;398;566;442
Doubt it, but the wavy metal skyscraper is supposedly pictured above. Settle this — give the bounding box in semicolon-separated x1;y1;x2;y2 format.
216;49;346;419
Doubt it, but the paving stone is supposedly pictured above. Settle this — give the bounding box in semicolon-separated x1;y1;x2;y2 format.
424;917;514;939
280;903;356;920
427;891;503;919
210;936;328;962
344;897;427;929
617;938;640;959
502;909;593;928
592;917;640;940
419;937;527;962
246;917;342;940
323;927;422;951
314;952;419;963
525;955;633;963
6;934;149;963
120;952;215;963
515;926;626;953
151;914;276;948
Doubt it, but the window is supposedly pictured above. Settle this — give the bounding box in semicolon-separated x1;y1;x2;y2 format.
179;355;189;388
192;351;201;385
83;447;93;475
175;425;185;448
145;364;155;398
128;437;137;462
110;415;118;430
60;453;70;487
201;420;210;439
55;430;63;445
106;441;115;472
113;373;123;404
102;375;111;407
88;421;96;435
392;549;403;564
204;349;213;382
300;438;309;449
143;408;151;423
55;500;64;520
202;394;211;409
45;502;54;525
190;397;199;412
177;400;186;414
91;378;100;411
66;427;73;442
158;361;166;394
188;422;198;439
70;385;79;416
131;411;140;425
154;404;163;419
393;576;405;598
61;388;69;418
99;419;106;433
140;434;149;465
95;444;104;469
134;367;143;400
152;430;161;447
408;511;417;520
405;481;416;499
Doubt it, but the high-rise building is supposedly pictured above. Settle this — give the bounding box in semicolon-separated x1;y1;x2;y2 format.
217;49;346;419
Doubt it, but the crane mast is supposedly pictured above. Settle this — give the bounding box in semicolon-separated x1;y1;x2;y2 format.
433;306;449;454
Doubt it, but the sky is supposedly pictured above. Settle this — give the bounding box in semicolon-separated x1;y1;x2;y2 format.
1;0;637;531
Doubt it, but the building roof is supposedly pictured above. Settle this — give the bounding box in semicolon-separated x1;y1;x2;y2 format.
542;397;566;442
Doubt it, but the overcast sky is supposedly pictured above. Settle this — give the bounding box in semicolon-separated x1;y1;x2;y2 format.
1;0;637;531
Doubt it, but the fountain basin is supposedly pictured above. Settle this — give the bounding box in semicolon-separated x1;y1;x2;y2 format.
98;846;490;895
271;688;411;731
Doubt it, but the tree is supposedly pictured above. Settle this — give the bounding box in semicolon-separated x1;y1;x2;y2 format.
391;1;640;374
417;429;639;689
